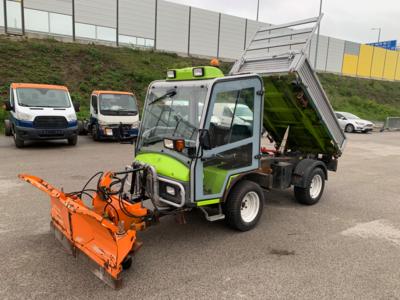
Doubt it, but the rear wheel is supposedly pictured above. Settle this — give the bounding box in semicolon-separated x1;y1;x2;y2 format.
67;135;78;146
294;168;325;205
345;124;354;133
224;180;264;231
4;119;12;136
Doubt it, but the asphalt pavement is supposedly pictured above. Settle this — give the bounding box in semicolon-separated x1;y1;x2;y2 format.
0;132;400;299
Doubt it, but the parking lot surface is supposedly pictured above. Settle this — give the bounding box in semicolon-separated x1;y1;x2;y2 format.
0;132;400;299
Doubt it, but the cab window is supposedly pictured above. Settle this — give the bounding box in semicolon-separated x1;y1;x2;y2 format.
209;87;254;148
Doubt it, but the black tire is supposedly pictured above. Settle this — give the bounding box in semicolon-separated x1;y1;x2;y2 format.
13;129;24;148
4;119;12;136
294;168;325;206
92;124;99;141
122;255;133;270
345;124;354;133
77;120;85;135
224;180;264;231
67;135;78;146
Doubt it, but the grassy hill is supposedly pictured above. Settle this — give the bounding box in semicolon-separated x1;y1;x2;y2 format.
1;36;400;130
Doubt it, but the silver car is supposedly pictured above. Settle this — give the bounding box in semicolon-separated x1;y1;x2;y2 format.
335;112;374;133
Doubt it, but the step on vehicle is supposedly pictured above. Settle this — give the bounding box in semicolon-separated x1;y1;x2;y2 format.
20;16;346;288
3;83;80;148
85;91;140;142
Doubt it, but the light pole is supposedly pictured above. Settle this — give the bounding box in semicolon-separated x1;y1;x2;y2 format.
314;0;323;69
371;27;382;43
256;0;260;21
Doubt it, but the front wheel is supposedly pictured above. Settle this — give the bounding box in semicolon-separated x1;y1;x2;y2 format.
92;124;99;141
224;180;264;231
294;168;325;205
67;135;78;146
13;130;24;148
345;124;354;133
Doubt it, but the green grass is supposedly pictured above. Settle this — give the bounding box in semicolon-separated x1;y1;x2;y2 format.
0;36;230;131
318;73;400;121
1;36;400;132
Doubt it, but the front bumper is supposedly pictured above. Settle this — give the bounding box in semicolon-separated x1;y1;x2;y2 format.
98;126;139;140
15;126;78;140
355;124;373;132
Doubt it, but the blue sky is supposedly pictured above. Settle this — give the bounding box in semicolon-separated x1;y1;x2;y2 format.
168;0;399;44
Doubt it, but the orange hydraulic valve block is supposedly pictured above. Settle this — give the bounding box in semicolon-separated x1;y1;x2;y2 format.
19;172;151;289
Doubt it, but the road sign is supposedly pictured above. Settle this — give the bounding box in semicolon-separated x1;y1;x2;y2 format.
367;40;397;50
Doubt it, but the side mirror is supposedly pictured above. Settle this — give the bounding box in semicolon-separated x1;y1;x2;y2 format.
3;101;12;111
73;102;80;112
199;129;212;150
340;117;346;120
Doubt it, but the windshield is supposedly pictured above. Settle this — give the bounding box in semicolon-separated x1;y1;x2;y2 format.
341;112;360;119
99;94;138;116
138;82;208;155
16;88;70;108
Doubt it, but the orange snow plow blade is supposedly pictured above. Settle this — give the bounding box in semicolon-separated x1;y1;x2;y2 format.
19;173;150;289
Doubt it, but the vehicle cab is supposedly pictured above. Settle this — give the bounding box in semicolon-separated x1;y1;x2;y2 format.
88;91;139;141
3;83;79;148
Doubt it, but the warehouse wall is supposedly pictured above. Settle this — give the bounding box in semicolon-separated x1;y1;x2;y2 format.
156;0;189;53
119;0;155;41
189;7;219;57
218;14;245;59
2;0;399;81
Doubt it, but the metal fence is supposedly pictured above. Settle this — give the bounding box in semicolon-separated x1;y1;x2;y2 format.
1;0;400;81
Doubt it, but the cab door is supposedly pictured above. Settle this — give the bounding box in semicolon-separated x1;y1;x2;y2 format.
194;76;263;202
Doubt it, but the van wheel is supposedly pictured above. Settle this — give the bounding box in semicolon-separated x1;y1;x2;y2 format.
92;125;99;141
13;130;24;148
224;180;264;231
4;119;12;136
68;135;78;146
294;168;325;205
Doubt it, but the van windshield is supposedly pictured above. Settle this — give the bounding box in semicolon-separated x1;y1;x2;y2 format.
16;88;71;108
99;94;138;116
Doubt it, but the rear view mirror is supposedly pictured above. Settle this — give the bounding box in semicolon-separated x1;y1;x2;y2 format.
73;102;80;112
3;101;12;111
199;129;212;150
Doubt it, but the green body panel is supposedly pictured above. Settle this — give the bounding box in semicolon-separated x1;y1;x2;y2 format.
196;198;220;206
203;166;228;195
264;76;338;155
135;152;189;182
167;66;224;81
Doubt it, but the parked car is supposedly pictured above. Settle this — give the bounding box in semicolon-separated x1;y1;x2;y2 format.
335;111;374;133
3;83;80;148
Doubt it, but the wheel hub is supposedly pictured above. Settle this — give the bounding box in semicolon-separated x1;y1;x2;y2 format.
309;174;323;199
240;191;260;223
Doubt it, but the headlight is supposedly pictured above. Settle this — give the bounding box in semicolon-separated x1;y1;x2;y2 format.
166;186;176;196
132;121;140;128
16;111;31;121
66;113;77;122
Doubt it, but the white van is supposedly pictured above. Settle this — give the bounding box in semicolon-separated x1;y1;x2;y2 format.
88;91;139;141
3;83;79;148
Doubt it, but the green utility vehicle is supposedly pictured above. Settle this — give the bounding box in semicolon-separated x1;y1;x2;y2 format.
132;17;346;231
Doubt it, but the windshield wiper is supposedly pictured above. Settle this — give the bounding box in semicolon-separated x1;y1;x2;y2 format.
149;89;177;105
